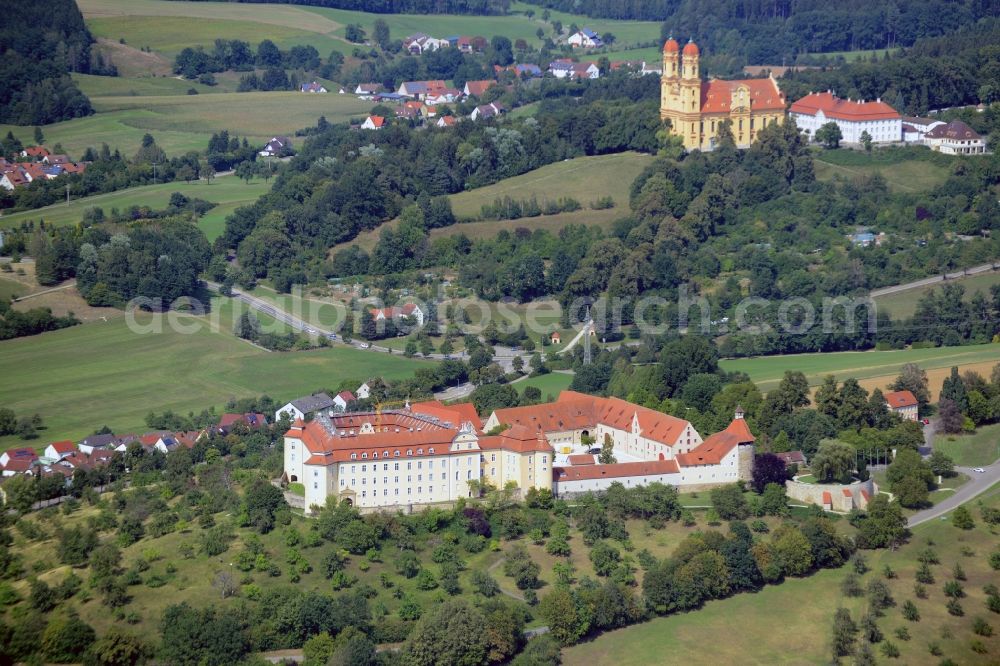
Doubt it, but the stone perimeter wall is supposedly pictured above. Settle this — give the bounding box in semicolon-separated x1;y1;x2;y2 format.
785;477;877;512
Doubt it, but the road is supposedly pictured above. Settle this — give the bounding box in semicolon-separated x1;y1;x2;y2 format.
869;263;1000;298
908;462;1000;527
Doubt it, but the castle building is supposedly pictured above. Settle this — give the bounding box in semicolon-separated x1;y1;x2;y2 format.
284;391;755;511
660;38;786;151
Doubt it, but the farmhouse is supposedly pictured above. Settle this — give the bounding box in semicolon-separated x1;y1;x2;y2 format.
923;120;987;155
275;393;337;422
44;441;77;461
549;59;600;80
333;391;356;412
789;91;901;144
397;80;448;100
361;115;386;130
660;38;785;150
436;115;458;128
568;28;603;48
369;302;425;326
884;390;919;421
300;81;328;93
470;102;505;121
1;447;38;476
354;83;383;98
217;412;268;435
463;80;496;97
258;136;292;157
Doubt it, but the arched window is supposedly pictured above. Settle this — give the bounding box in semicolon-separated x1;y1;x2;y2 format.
350;453;357;460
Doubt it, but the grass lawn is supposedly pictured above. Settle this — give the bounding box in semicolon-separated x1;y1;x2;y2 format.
0;176;269;240
448;152;652;219
73;73;233;97
0;92;370;158
517;372;573;401
720;344;1000;396
564;484;1000;665
806;47;902;62
0;296;430;451
934;423;1000;467
874;271;1000;320
813;152;951;193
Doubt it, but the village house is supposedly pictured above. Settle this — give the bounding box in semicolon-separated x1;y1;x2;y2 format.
44;441;77;461
1;447;38;476
470;102;505;121
923;120;988;155
495;64;543;79
397;80;448;100
300;81;328;93
567;28;603;48
217;413;268;436
20;146;50;160
549;59;600;80
369;302;425;326
402;33;449;54
276;393;337;422
436;115;458;128
789;91;901;144
361;115;386;130
258;136;292;157
354;83;383;98
884;390;919;421
333;391;357;412
463;80;496;97
356;383;372;400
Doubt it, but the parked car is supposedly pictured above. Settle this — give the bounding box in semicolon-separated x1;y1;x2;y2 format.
359;342;370;349
972;467;986;473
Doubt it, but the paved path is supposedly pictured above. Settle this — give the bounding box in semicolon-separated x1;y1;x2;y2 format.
555;320;592;355
869;263;999;298
12;280;77;302
907;462;1000;527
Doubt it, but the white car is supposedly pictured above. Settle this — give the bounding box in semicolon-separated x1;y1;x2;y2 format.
972;467;986;473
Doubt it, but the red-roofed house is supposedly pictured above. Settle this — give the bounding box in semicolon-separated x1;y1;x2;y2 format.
217;413;267;435
44;441;77;461
369;302;425;326
361;115;385;130
1;447;38;476
436;115;457;128
660;39;786;150
884;390;919;421
21;146;49;159
333;391;356;412
790;91;901;144
463;80;495;97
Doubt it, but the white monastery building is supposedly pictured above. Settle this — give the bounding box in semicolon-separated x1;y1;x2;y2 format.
790;91;901;144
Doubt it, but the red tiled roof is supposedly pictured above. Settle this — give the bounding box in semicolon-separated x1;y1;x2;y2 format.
860;489;870;501
410;400;482;430
682;40;699;56
789;91;899;121
663;38;679;53
367;115;385;127
3;458;36;473
700;78;785;114
479;424;550;453
465;80;494;97
884;390;918;409
822;491;832;504
553;458;679;482
567;454;596;465
675;417;754;467
842;488;852;497
48;440;76;455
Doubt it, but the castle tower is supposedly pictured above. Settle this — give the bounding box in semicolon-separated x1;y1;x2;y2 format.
662;36;679;79
660;37;680;121
680;40;700;116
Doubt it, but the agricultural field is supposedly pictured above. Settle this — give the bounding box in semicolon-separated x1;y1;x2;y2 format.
873;271;1000;320
720;344;1000;396
0;297;430;452
805;47;902;62
565;484;1000;665
0;176;269;241
814;149;950;193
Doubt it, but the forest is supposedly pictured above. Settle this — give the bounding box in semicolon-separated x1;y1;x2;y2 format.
169;0;511;14
0;0;98;125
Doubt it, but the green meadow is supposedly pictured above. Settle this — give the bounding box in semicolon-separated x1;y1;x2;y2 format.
874;272;1000;320
0;176;269;241
0;297;430;451
565;483;1000;665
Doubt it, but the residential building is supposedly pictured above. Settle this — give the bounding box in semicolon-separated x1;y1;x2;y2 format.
924;120;988;155
463;80;496;97
470;102;505;121
333;391;356;412
568;28;603;48
1;447;38;476
258;136;292;157
397;80;448;100
549;59;600;80
495;64;542;78
361;115;386;130
424;88;462;105
354;83;383;98
44;441;77;461
660;38;785;150
78;433;119;454
789;91;901;144
356;383;372;400
275;393;337;422
20;146;49;160
369;302;425;326
774;451;807;467
884;390;919;421
217;413;268;436
436;115;458;128
300;81;328;93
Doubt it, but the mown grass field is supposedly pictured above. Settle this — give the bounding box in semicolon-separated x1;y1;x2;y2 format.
0;91;370;158
806;47;902;62
813;152;951;193
0;297;430;451
934;423;1000;467
720;344;1000;395
73;73;233;97
565;484;1000;665
0;176;268;241
516;372;573;401
873;272;1000;320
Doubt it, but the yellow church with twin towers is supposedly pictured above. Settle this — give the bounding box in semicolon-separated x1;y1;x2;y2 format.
659;37;786;151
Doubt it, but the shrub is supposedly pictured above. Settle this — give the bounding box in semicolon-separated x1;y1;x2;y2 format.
894;627;910;641
914;583;928;599
916;563;935;584
841;573;864;597
971;639;988;654
952;563;966;581
951;505;974;530
944;581;964;598
946;598;964;616
972;617;993;636
902;600;920;621
880;640;900;658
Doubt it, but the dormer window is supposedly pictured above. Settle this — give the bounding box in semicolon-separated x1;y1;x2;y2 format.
372;452;378;459
362;453;368;459
394;450;400;457
350;453;357;460
417;448;423;455
383;450;389;457
429;448;435;454
407;450;413;456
